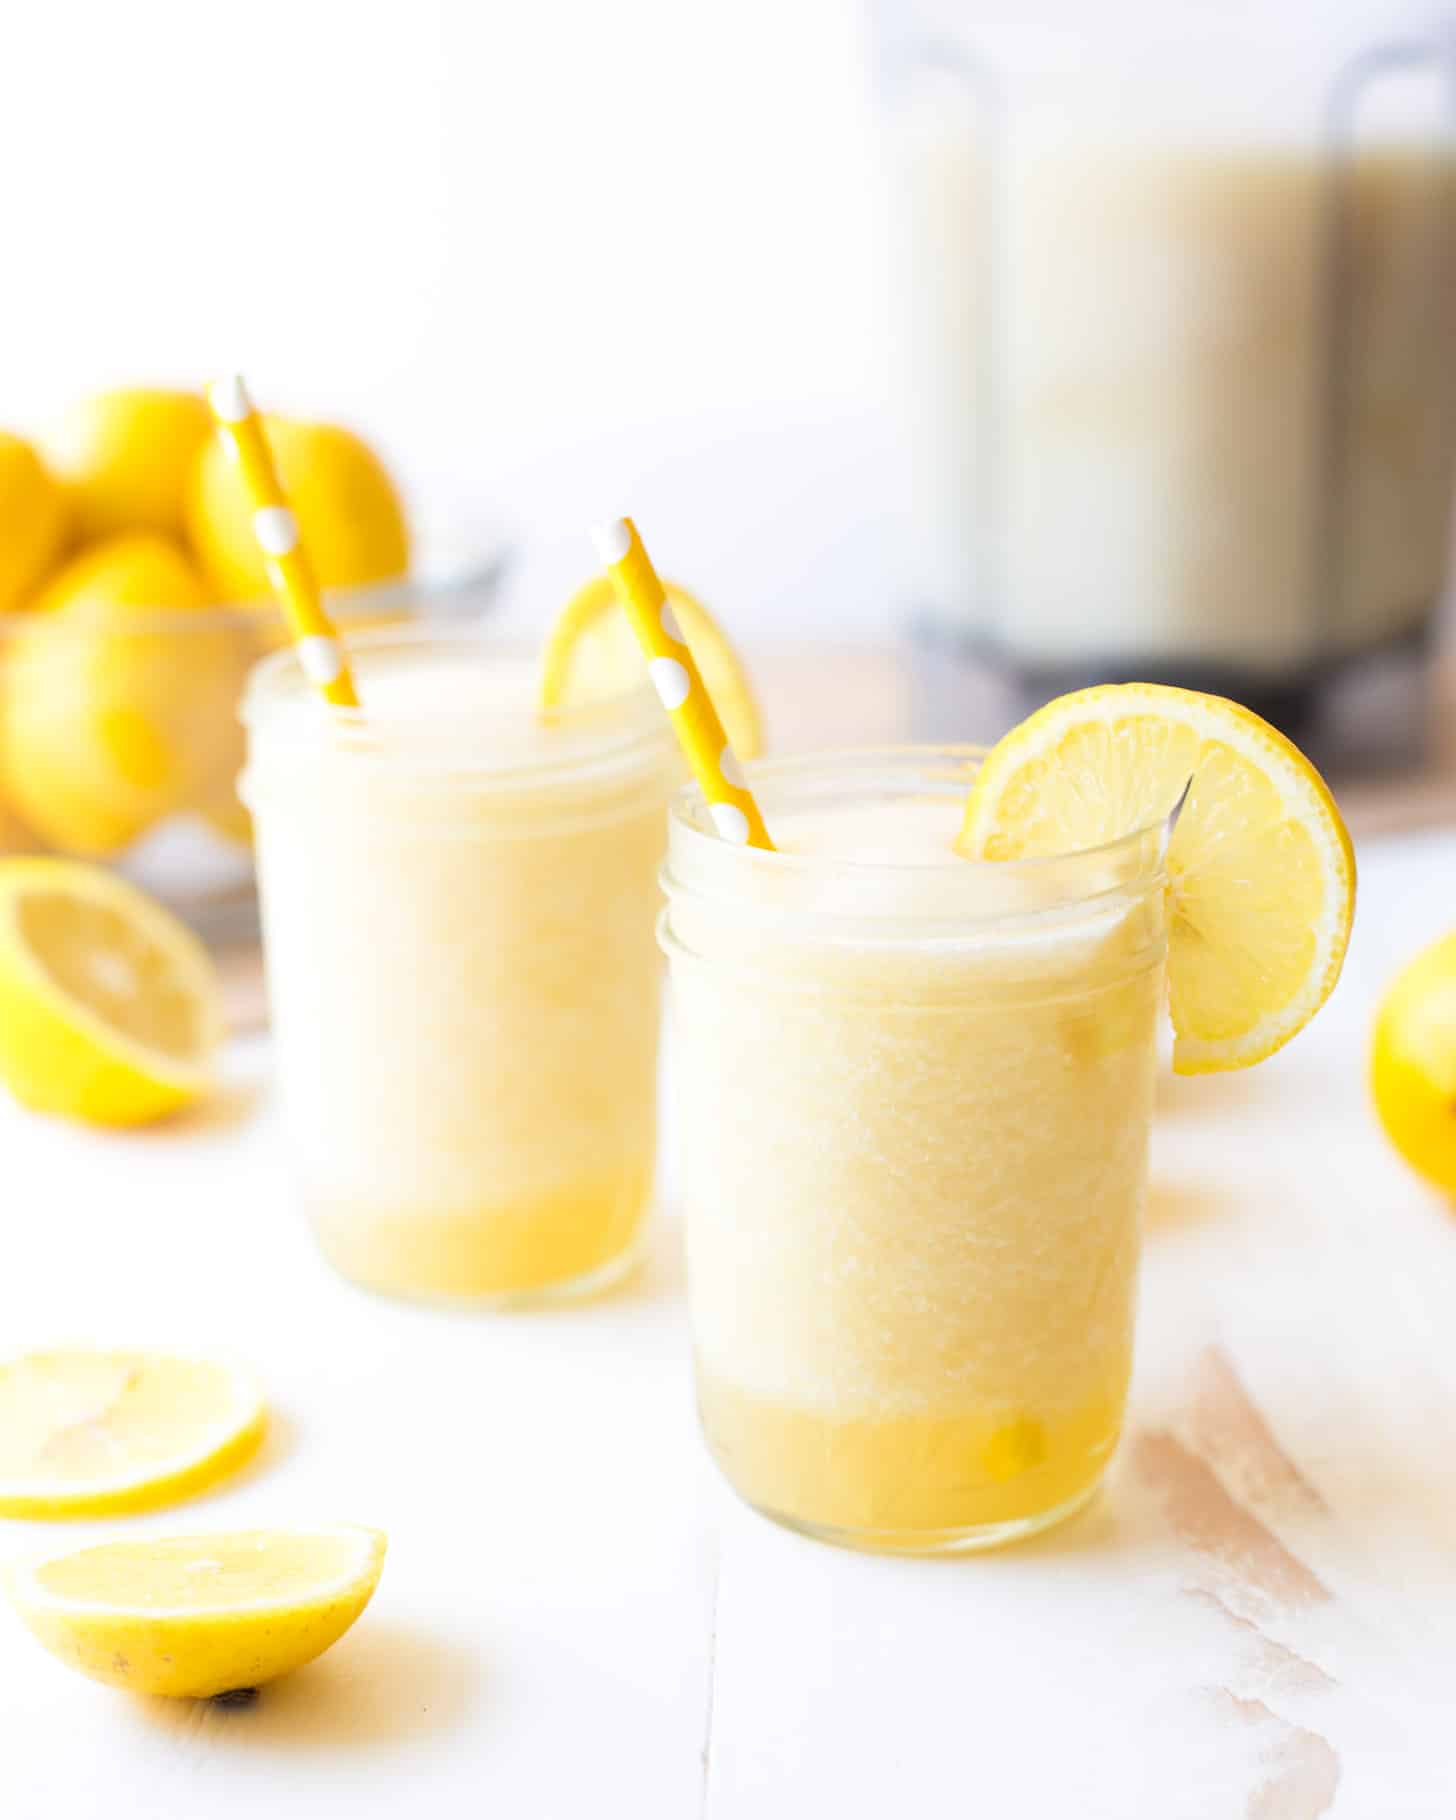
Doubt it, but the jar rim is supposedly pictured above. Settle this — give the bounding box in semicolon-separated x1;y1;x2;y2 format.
664;744;1168;934
242;622;674;789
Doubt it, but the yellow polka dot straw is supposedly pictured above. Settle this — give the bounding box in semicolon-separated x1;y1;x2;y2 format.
205;376;360;710
592;517;774;850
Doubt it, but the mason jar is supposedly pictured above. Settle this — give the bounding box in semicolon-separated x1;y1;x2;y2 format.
662;747;1167;1551
243;626;675;1305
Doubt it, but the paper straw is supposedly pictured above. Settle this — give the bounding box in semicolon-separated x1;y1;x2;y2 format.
205;376;359;710
592;517;773;850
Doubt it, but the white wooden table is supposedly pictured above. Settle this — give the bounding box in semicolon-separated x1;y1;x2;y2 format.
3;826;1456;1817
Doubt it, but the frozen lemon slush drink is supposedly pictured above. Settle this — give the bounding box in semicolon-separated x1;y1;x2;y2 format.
663;749;1167;1551
243;628;674;1303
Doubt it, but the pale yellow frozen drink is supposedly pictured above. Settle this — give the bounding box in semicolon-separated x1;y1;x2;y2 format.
663;750;1166;1550
244;628;674;1303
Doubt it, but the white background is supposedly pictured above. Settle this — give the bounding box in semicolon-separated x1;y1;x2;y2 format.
3;1;1453;653
0;0;895;632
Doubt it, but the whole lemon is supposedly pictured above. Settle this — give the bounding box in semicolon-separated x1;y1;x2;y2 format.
0;795;44;857
0;536;251;857
0;431;68;613
43;389;212;543
1371;930;1456;1197
187;416;410;602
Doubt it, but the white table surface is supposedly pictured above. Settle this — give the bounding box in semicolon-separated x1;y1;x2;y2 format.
3;826;1456;1817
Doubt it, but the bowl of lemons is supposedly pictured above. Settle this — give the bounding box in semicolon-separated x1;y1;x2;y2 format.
0;388;505;934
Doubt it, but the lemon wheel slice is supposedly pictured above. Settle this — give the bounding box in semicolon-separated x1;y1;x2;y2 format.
5;1524;386;1698
0;858;222;1125
0;1350;264;1518
539;574;764;760
958;684;1356;1075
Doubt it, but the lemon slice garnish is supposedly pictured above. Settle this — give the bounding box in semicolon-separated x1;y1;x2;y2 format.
959;684;1356;1074
539;573;764;760
0;858;223;1124
0;1350;264;1518
5;1524;386;1698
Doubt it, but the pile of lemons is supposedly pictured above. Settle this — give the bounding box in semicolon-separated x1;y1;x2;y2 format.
0;388;409;858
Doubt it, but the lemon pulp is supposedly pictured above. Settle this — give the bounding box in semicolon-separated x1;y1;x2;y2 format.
960;683;1356;1072
0;1351;263;1517
0;859;221;1125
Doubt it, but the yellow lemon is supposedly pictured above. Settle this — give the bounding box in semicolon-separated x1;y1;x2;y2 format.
0;1351;263;1517
959;684;1356;1074
539;572;764;759
187;415;410;602
0;794;45;858
1372;930;1456;1196
42;388;212;543
0;858;222;1125
5;1525;386;1699
0;535;250;856
0;431;68;613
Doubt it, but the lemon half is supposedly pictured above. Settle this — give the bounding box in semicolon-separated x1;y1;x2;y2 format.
959;684;1356;1074
0;859;222;1125
539;573;764;760
5;1524;386;1698
0;1350;263;1518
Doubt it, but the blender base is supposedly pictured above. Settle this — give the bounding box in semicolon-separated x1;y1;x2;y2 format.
906;616;1439;779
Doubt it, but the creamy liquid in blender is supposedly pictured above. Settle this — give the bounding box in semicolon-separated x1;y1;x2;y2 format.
891;117;1456;677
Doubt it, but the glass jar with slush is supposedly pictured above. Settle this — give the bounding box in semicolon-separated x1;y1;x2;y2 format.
243;627;674;1304
662;748;1167;1550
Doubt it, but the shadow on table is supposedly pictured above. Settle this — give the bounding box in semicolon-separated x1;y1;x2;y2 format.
151;1620;482;1753
118;1075;264;1142
1144;1177;1229;1233
968;1482;1129;1567
1155;1067;1271;1124
174;1405;301;1511
516;1209;689;1318
627;1212;688;1311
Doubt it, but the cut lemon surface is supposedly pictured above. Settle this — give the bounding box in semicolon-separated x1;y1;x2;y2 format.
0;859;222;1125
959;684;1356;1074
539;573;764;760
5;1524;386;1698
0;1351;264;1518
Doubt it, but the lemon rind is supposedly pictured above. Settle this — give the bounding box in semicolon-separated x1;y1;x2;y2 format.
0;1353;264;1518
538;572;764;759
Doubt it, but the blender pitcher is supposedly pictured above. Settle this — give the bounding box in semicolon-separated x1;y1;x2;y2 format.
875;0;1456;746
